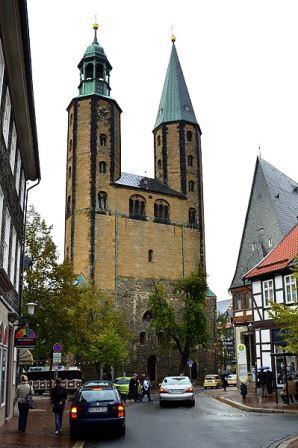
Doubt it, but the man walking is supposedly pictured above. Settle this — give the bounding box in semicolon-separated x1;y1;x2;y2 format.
50;378;67;435
140;375;152;402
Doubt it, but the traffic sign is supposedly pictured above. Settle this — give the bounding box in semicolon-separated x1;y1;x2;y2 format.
187;360;193;367
53;343;62;353
53;352;61;362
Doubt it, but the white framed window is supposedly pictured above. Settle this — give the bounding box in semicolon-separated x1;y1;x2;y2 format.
15;151;21;194
263;279;274;307
0;39;4;98
2;88;11;148
9;227;17;284
15;242;21;291
268;238;273;247
20;172;26;210
9;122;17;173
2;209;11;273
285;274;297;303
0;186;3;239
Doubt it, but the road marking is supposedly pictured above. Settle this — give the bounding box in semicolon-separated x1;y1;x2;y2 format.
72;441;85;448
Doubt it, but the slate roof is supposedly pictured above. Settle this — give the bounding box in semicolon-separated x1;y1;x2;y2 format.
244;224;298;279
217;299;232;316
115;172;184;197
260;158;298;236
154;43;198;129
230;157;298;290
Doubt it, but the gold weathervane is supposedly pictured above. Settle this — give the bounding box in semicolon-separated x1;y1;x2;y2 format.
171;25;176;43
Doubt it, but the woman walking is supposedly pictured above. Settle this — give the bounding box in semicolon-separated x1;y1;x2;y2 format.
14;374;34;432
50;378;67;435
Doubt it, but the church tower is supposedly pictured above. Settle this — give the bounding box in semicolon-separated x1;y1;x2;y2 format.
153;36;205;266
64;23;122;279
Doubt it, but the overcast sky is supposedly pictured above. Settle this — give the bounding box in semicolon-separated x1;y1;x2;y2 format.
27;0;298;301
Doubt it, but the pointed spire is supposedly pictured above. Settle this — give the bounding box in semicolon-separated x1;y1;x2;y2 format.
154;41;198;129
92;22;99;44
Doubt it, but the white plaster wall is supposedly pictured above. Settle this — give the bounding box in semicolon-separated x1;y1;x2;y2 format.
276;290;284;304
275;275;283;290
255;294;262;307
261;329;270;342
252;281;261;294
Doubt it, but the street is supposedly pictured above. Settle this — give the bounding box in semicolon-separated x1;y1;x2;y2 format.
80;392;297;448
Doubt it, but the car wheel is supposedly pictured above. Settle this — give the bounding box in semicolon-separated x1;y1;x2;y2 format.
204;386;207;389
69;425;80;438
188;400;195;407
160;401;165;408
117;424;126;437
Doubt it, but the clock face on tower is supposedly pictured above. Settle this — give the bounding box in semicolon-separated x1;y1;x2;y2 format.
97;105;111;121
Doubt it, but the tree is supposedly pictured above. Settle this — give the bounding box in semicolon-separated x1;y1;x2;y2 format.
23;206;131;368
269;261;298;354
216;312;234;370
148;268;209;373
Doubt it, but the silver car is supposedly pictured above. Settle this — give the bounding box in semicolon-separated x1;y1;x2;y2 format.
159;376;195;407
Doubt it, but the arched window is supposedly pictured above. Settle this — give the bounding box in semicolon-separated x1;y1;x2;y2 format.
187;131;192;142
85;63;93;80
157;135;161;146
67;195;71;215
148;249;153;262
140;332;146;345
69;139;72;153
157;159;162;170
143;309;153;322
188;180;195;192
235;293;243;310
96;64;104;79
98;191;107;210
68;166;72;179
129;195;146;219
188;155;193;166
154;199;170;223
189;208;196;227
100;133;107;146
99;161;107;174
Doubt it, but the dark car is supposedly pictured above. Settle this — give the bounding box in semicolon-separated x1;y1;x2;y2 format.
69;383;125;437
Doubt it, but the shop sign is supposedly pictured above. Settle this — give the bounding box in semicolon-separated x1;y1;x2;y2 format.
14;327;36;349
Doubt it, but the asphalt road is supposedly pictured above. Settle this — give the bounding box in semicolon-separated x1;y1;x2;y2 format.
82;392;297;448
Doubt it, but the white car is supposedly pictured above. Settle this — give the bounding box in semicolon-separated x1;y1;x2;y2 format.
227;374;237;386
159;376;195;407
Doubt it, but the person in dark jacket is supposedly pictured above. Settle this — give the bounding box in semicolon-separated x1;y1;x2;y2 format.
258;369;268;397
128;374;139;402
222;376;228;391
265;370;273;395
50;378;67;435
240;382;248;400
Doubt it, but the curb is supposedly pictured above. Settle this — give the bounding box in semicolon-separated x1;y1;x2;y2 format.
277;435;298;448
216;396;298;415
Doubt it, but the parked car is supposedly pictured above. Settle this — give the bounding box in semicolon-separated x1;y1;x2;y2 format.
227;374;237;386
113;377;142;399
159;376;195;407
69;382;125;437
203;374;223;389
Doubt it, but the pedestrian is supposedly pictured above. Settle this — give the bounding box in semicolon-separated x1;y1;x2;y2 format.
50;378;67;435
140;375;152;402
222;376;228;391
128;374;139;402
265;370;273;395
14;374;34;433
281;377;296;404
240;382;248;400
258;369;268;398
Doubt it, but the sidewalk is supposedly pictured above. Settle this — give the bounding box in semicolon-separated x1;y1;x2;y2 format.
211;387;298;414
0;396;77;448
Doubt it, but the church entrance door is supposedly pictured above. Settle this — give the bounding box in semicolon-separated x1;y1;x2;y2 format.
147;355;156;381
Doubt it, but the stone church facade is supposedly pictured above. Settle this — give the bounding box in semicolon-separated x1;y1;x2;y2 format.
64;25;216;380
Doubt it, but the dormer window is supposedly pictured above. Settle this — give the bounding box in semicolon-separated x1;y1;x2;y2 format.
129;195;146;219
154;199;170;223
98;191;107;210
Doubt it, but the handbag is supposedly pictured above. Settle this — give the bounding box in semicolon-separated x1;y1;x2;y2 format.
26;386;35;409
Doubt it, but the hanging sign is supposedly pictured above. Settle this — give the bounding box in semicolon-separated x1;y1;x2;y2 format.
14;327;36;349
237;343;248;383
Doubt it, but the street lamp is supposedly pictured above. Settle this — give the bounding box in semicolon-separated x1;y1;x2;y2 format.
26;302;37;317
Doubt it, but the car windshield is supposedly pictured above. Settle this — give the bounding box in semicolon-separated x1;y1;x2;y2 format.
79;389;116;403
206;375;216;380
163;377;190;385
115;378;130;384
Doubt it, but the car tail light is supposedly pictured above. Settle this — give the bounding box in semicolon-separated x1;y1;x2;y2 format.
117;404;125;418
70;406;78;420
159;387;168;393
185;387;194;393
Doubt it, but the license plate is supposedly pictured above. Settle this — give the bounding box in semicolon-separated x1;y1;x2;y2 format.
88;407;107;413
171;389;183;394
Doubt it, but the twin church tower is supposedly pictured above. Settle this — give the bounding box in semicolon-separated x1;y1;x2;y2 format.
64;24;210;378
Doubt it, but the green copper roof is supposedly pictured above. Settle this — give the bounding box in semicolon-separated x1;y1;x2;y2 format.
154;43;198;129
206;287;217;298
83;32;107;59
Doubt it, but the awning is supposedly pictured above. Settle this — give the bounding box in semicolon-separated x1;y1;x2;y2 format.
19;349;33;366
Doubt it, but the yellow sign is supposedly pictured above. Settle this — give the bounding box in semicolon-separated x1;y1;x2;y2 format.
237;343;248;383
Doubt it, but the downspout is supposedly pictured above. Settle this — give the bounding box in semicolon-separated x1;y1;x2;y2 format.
18;177;40;317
